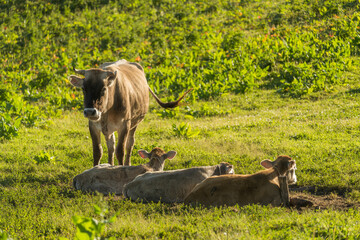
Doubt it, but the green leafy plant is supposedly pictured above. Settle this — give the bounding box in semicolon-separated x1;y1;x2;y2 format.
172;122;200;139
33;151;55;164
0;114;21;140
0;229;11;240
153;107;180;119
71;205;117;240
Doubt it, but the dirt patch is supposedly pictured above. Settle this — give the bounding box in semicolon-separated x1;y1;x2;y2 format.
289;186;360;211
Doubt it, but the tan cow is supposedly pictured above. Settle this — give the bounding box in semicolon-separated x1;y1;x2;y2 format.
123;162;234;203
184;155;297;207
73;147;176;195
68;60;191;166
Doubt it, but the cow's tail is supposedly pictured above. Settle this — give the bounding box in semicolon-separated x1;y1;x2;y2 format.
149;87;193;109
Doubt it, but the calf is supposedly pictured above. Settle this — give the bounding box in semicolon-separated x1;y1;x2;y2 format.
123;162;234;203
184;155;297;207
73;147;176;195
68;60;191;166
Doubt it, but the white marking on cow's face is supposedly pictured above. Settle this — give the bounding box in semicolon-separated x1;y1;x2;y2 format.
287;166;297;185
228;168;235;174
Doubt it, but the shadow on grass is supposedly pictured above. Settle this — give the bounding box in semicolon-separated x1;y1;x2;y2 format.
0;173;72;188
290;185;351;197
1;0;111;13
346;88;360;94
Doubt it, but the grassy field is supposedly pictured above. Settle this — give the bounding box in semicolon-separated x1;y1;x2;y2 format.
1;0;360;239
1;90;360;239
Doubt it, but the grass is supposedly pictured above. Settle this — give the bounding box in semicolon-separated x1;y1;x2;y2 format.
1;88;360;238
1;0;360;238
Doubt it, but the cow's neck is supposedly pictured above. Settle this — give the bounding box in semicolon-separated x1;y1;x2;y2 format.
213;165;221;176
105;80;117;113
266;168;280;182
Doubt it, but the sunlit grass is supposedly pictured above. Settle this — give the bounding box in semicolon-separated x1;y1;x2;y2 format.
1;90;360;238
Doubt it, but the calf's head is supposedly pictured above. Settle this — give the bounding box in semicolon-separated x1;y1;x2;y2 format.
68;68;117;122
260;155;297;185
216;162;235;175
138;147;177;171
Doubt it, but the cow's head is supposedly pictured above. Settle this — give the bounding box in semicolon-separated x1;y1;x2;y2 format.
68;68;117;122
260;155;297;185
138;147;177;171
218;162;235;175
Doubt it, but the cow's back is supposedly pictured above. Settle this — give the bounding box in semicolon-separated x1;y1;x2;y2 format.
184;173;281;207
123;167;216;203
73;164;149;195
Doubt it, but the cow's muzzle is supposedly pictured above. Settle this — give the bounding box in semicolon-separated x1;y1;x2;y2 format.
83;108;101;121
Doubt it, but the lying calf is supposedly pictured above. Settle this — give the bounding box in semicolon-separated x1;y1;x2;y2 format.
184;155;297;207
123;162;234;203
73;147;176;195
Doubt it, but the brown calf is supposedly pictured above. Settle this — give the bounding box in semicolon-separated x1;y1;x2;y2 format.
123;162;234;203
184;155;297;207
73;147;176;195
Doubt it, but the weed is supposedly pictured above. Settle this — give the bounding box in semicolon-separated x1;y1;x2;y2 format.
172;122;200;139
33;151;55;164
0;229;11;240
0;115;21;140
70;205;117;240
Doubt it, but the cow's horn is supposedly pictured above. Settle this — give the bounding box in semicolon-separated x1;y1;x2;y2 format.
73;67;85;76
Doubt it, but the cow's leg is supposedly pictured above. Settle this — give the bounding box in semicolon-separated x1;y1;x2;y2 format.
124;126;138;166
105;133;116;165
89;121;102;166
116;120;131;165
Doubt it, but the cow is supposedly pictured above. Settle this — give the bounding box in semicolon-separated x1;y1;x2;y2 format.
123;162;234;203
184;155;297;207
73;147;176;195
68;60;191;166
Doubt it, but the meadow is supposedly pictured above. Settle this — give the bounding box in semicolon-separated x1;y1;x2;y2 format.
1;0;360;239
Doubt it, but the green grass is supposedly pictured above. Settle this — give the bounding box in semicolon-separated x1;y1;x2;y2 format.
1;90;360;239
1;0;360;238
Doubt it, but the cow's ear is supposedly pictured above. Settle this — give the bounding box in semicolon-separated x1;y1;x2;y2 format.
165;150;177;160
260;159;274;169
68;75;84;88
138;150;150;159
107;71;117;87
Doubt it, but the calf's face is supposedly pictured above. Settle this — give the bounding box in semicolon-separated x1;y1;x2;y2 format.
218;162;235;175
68;69;117;122
260;155;297;185
138;147;177;171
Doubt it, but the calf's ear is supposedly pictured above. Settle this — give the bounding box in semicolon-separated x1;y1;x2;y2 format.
68;75;84;88
260;159;274;169
138;150;150;159
165;150;177;159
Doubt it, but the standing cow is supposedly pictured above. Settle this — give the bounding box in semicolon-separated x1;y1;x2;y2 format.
68;60;191;166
